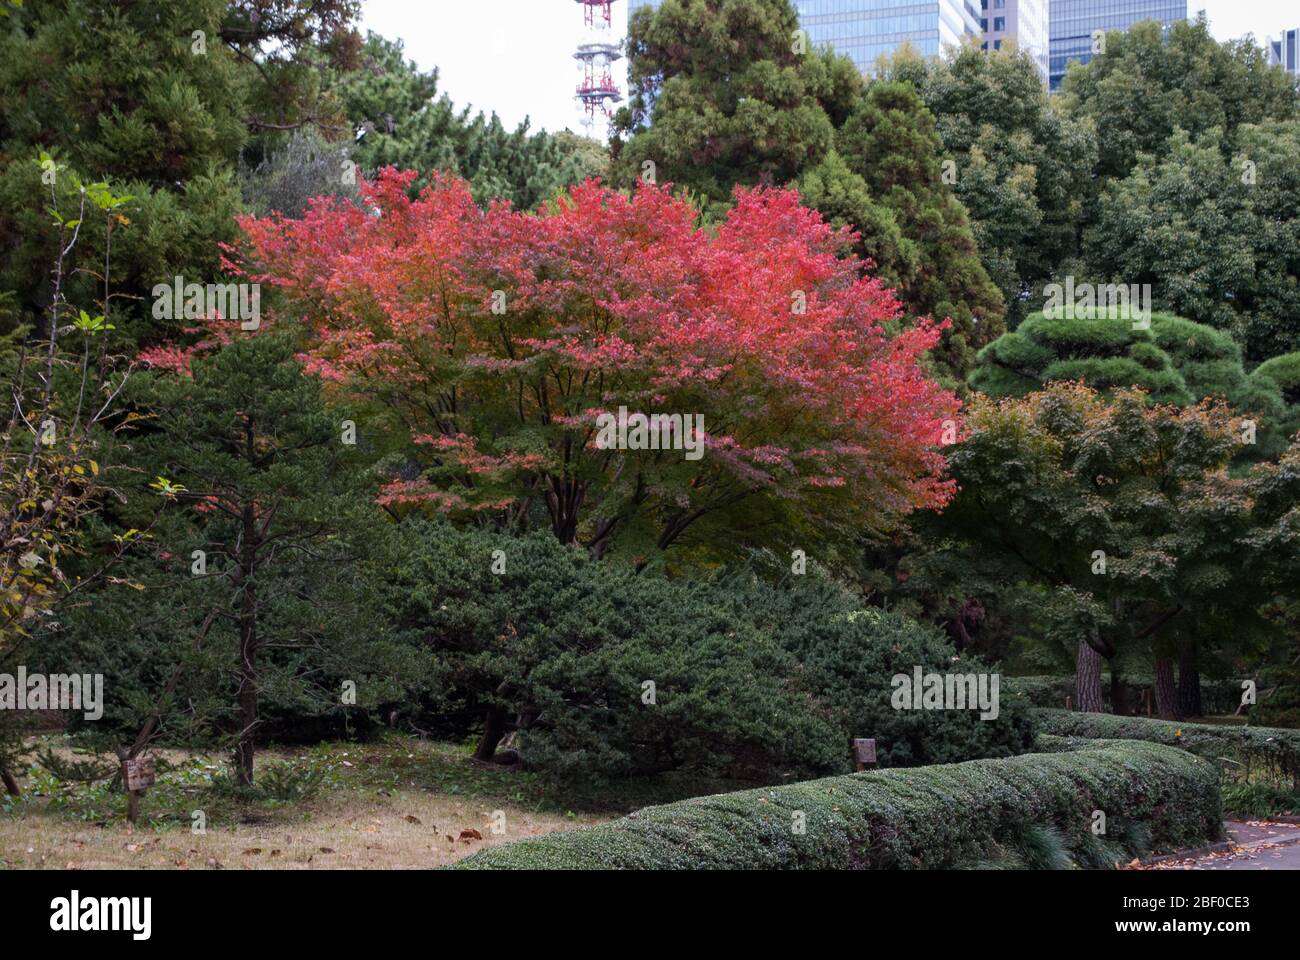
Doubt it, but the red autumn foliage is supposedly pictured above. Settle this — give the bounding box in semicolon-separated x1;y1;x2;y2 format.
224;168;960;555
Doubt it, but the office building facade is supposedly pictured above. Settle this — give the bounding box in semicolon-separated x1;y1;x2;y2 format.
1048;0;1186;91
790;0;981;71
1268;27;1300;78
980;0;1049;83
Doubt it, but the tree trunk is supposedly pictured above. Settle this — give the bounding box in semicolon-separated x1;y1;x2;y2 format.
1076;637;1104;712
0;761;19;796
233;501;259;788
1109;667;1127;716
473;705;507;762
234;638;258;787
1154;657;1180;720
1177;640;1202;718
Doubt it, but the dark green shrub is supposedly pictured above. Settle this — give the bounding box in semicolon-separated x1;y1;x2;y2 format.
454;739;1221;870
715;574;1036;768
1254;353;1300;408
377;522;1035;781
1251;353;1300;441
376;523;845;780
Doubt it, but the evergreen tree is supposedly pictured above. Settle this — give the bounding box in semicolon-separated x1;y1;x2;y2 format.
614;0;1004;384
110;333;381;785
1082;123;1300;362
971;310;1293;459
0;0;361;349
1060;16;1298;183
613;0;854;211
335;33;608;210
0;0;244;346
838;81;1007;382
887;41;1098;326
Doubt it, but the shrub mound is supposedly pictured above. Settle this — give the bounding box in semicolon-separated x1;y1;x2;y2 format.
377;521;1035;781
455;740;1220;870
1034;710;1300;782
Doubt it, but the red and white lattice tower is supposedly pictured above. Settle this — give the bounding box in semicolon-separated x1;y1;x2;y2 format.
573;0;623;135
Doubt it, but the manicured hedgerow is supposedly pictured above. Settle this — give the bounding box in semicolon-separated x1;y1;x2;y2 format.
455;740;1220;870
1034;709;1300;782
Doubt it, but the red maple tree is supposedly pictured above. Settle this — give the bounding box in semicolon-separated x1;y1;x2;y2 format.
222;169;960;558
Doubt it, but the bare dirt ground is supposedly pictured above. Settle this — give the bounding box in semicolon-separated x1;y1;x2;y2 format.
0;737;612;869
0;788;601;869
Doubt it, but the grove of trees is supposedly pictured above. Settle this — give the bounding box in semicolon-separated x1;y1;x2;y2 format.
2;0;1299;803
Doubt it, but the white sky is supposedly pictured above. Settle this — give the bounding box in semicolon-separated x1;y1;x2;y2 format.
359;1;1298;136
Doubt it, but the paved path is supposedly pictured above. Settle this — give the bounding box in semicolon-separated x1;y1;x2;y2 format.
1152;820;1300;870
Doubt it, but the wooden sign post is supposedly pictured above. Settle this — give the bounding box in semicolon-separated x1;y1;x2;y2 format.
852;738;877;772
120;755;155;825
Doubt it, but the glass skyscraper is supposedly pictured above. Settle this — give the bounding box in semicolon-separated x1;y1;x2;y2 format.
791;0;981;70
1048;0;1187;91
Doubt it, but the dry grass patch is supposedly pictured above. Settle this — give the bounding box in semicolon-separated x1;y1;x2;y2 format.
0;736;609;869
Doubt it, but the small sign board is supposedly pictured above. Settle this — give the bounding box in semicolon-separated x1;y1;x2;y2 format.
123;756;155;792
852;738;877;767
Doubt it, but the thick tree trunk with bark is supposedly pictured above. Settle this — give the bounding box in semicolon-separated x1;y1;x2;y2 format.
1076;638;1104;712
1178;640;1202;718
1154;657;1180;720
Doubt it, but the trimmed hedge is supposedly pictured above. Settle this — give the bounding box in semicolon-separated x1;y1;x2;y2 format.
455;740;1221;870
1034;710;1300;783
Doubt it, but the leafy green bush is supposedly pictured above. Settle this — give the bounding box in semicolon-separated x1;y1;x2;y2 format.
454;739;1221;869
377;521;1035;781
714;574;1036;768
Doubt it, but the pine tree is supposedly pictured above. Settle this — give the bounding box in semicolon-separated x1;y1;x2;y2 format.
119;332;377;785
837;81;1007;383
0;0;361;350
335;33;608;210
